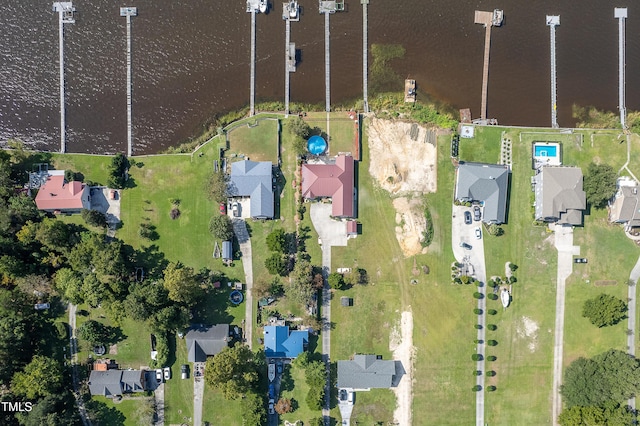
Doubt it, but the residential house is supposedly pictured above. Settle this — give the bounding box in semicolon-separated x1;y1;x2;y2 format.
88;370;146;397
337;354;397;391
263;326;309;359
533;166;586;225
35;171;90;213
227;160;274;219
609;180;640;230
185;324;231;362
301;154;355;217
455;162;509;224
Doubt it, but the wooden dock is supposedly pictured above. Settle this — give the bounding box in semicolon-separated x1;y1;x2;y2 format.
404;79;416;103
121;7;137;156
362;0;369;112
474;10;502;121
249;9;256;116
324;11;330;112
546;15;559;129
284;2;298;117
53;2;75;154
615;8;628;129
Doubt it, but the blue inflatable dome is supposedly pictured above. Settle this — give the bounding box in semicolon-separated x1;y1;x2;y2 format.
307;135;327;155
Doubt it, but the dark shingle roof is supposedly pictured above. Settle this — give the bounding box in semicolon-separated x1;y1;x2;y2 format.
455;162;509;224
337;355;396;390
88;370;145;397
228;161;273;218
534;166;585;225
185;324;230;362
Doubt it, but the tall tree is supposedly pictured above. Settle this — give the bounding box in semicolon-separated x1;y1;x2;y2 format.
208;215;234;241
162;262;204;306
582;293;627;327
11;355;64;400
584;162;617;209
240;392;267;426
204;343;259;400
266;228;286;253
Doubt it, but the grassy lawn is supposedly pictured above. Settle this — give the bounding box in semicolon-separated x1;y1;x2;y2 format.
201;385;244;426
280;344;323;424
51;154;113;186
88;395;153;426
227;118;279;163
164;337;194;425
302;112;358;155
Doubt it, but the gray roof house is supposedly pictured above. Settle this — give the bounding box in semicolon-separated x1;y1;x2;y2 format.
533;166;586;225
228;160;274;219
337;355;397;391
185;324;231;362
455;162;510;224
88;370;146;397
609;185;640;229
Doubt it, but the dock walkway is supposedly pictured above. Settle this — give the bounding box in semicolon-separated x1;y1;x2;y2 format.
249;10;256;116
547;16;559;129
53;2;75;154
615;8;628;129
474;10;502;121
324;11;330;113
121;7;137;156
362;0;369;112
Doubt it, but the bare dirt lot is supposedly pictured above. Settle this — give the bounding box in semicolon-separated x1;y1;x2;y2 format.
368;118;438;257
389;310;414;426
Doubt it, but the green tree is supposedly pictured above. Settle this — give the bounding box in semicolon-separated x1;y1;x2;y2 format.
303;360;326;410
204;343;259;399
16;392;80;426
11;355;64;399
582;293;628;327
77;320;112;345
584;162;617;209
54;268;84;304
265;253;288;277
81;209;108;228
287;116;311;140
107;153;129;189
559;402;634;426
285;258;314;305
207;170;228;204
328;272;346;290
266;228;286;253
240;392;266;426
209;215;234;241
162;262;204;306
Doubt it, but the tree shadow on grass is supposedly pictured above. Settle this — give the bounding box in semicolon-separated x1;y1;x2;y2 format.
85;399;125;426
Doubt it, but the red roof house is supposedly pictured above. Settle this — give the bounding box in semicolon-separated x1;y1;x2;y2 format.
35;175;90;213
301;154;355;217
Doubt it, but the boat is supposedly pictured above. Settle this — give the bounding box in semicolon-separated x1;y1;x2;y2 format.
259;0;268;13
268;362;275;382
289;0;298;18
501;289;510;308
492;9;504;26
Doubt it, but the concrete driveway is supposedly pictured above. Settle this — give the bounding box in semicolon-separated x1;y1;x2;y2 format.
310;203;348;247
232;219;253;349
90;187;121;224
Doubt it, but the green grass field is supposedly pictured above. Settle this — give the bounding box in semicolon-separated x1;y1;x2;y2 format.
164;338;194;425
302;112;358;155
227;119;280;163
88;395;153;426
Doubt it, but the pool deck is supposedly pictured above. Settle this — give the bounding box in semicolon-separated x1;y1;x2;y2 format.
533;142;562;167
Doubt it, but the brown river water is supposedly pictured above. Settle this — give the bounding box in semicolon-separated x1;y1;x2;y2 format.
1;0;639;154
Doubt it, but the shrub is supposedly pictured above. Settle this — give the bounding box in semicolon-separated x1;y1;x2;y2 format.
328;272;346;290
81;209;107;228
170;208;181;220
150;332;169;369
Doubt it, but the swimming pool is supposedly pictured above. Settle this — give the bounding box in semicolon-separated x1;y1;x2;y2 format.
534;146;557;157
532;142;561;167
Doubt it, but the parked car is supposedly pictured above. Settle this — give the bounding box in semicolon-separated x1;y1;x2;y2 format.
268;384;276;399
181;364;188;379
473;206;481;221
268;399;275;415
219;203;226;214
475;227;482;239
459;242;472;250
109;190;117;200
231;202;240;217
155;369;163;384
339;389;347;401
574;258;588;263
276;363;283;374
347;391;354;403
464;211;472;225
163;367;171;381
34;303;50;310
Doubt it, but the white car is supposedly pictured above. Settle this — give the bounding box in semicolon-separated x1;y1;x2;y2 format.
475;227;482;239
268;399;275;415
155;369;163;383
163;367;171;381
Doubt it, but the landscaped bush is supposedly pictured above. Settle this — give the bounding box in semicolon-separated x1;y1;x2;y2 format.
169;208;180;220
81;209;107;228
150;332;169;369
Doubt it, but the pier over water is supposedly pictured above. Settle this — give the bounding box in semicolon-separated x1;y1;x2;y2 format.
121;7;137;157
474;9;502;122
615;7;627;129
283;1;299;117
52;2;75;154
546;15;560;129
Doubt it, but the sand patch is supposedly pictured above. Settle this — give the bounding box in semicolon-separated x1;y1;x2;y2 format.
368;118;437;195
392;197;428;257
390;311;414;426
516;316;539;353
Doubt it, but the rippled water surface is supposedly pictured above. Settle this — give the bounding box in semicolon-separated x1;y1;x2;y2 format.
1;1;639;154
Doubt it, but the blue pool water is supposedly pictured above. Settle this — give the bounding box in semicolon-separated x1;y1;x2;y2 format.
307;135;327;155
534;145;557;157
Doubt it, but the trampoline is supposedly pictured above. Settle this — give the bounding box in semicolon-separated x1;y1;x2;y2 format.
307;135;327;155
230;290;244;305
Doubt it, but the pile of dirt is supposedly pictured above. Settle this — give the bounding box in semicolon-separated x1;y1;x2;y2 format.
368;118;438;257
368;118;437;195
393;197;428;257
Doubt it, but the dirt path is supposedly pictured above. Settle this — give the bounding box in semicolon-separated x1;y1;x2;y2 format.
390;311;414;426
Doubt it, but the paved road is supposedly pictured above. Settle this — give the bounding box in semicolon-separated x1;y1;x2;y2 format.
193;364;205;426
627;255;640;410
451;206;487;426
551;224;577;426
233;219;254;349
68;303;91;426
